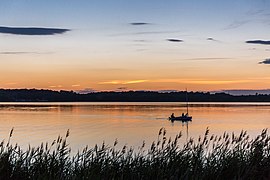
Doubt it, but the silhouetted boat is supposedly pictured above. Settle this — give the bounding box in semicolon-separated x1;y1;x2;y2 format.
169;115;192;121
169;89;192;122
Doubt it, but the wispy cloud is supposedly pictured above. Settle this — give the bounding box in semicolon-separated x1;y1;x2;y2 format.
76;88;97;94
71;84;81;87
151;78;251;85
49;85;63;88
167;39;183;43
259;58;270;64
99;81;120;85
0;52;34;55
124;80;148;84
246;40;270;45
100;78;251;86
133;40;148;42
0;51;52;55
99;80;148;85
245;8;270;25
130;22;151;26
246;9;265;16
224;20;249;30
0;26;70;35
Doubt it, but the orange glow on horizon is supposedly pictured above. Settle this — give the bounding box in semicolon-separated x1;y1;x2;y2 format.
1;55;270;92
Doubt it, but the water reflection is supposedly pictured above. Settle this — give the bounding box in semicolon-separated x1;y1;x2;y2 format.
0;102;269;152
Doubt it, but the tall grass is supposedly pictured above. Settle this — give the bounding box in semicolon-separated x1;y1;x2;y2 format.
1;128;270;179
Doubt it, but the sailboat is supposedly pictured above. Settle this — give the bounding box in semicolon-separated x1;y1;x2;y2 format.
169;89;192;122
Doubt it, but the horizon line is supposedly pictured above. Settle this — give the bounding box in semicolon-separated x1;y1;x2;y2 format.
1;88;270;93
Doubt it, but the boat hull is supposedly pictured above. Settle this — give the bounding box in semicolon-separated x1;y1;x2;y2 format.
169;116;192;122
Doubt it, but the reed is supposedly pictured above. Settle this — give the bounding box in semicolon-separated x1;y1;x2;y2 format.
1;128;270;179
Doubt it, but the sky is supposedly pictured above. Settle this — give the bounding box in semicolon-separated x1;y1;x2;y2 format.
0;0;270;92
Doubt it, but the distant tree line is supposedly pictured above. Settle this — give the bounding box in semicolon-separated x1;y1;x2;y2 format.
0;89;270;102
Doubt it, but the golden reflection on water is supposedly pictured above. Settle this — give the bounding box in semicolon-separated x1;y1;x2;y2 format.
0;102;270;151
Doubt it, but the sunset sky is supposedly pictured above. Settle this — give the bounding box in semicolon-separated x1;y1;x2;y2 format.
0;0;270;92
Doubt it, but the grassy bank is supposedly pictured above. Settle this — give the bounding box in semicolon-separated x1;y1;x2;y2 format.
1;128;270;180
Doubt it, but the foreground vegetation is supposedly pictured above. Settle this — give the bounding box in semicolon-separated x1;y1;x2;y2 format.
1;128;270;179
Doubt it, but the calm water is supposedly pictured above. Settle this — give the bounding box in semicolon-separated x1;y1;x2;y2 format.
0;102;270;151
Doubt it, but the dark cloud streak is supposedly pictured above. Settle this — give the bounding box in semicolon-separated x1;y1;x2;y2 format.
0;26;70;35
167;39;183;42
207;37;222;43
246;40;270;45
130;22;151;26
117;87;127;90
259;58;270;64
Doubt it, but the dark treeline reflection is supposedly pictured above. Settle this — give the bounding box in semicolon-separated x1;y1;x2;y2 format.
1;89;270;102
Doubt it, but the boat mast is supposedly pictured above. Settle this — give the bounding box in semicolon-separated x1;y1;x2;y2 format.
186;88;189;115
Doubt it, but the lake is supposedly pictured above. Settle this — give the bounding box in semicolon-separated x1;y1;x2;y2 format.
0;102;270;151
